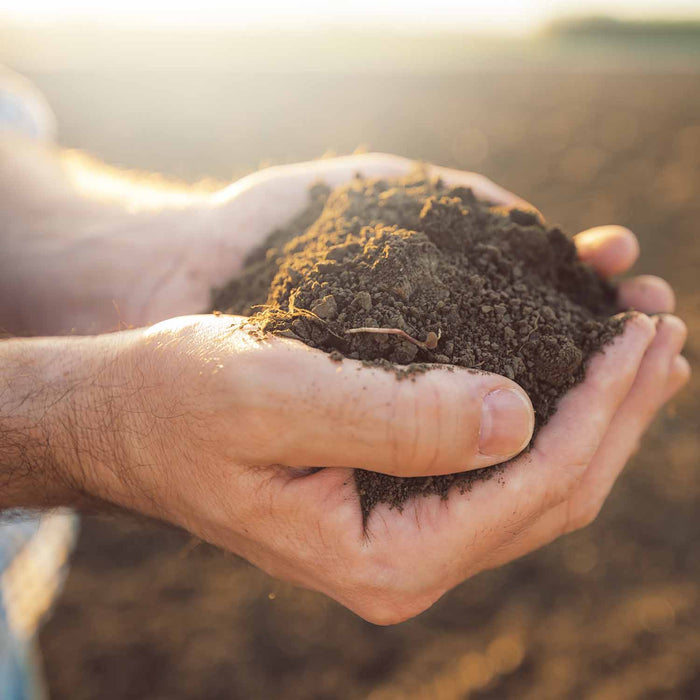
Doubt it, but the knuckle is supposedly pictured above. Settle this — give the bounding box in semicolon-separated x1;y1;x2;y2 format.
341;548;436;625
354;596;429;626
564;498;603;534
674;317;688;342
471;171;495;188
365;152;409;168
676;357;691;385
352;152;411;177
535;454;590;510
347;570;434;625
388;377;447;475
385;382;420;474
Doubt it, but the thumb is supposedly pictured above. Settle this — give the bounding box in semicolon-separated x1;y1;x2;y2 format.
245;336;534;477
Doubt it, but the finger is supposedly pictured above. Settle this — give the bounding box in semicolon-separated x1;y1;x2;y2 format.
492;314;688;566
574;226;640;277
527;313;656;497
426;162;540;215
587;315;686;447
618;275;676;314
658;314;689;356
238;335;534;476
561;315;685;512
468;314;656;570
663;354;691;403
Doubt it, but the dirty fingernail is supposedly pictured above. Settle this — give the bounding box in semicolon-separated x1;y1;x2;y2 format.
480;389;534;457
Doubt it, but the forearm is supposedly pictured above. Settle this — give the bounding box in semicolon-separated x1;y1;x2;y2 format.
0;134;220;336
0;332;142;510
0;335;87;508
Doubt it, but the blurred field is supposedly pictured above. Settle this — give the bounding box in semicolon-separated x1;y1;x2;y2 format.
11;44;700;699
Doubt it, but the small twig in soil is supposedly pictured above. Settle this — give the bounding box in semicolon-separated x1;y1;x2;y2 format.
292;308;348;343
345;327;438;352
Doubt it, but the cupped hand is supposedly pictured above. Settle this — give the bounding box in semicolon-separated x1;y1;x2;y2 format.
153;153;678;322
102;155;688;624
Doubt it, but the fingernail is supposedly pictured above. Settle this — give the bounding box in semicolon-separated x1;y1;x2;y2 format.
480;389;534;457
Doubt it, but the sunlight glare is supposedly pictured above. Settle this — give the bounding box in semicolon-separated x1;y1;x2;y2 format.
3;0;700;34
0;0;559;34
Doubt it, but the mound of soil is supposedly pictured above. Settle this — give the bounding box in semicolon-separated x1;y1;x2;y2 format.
212;169;622;517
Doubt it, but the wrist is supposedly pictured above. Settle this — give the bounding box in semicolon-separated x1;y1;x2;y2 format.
0;331;146;510
0;335;90;508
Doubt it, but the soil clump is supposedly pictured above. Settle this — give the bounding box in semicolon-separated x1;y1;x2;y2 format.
211;169;622;518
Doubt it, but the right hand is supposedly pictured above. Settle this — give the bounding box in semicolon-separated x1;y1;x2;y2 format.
56;274;685;624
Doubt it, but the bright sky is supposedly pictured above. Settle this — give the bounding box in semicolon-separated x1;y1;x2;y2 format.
3;0;700;33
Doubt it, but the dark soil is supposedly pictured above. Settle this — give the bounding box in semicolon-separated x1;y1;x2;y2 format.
212;170;621;516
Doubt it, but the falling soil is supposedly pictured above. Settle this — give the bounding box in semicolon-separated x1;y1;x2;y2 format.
211;169;623;518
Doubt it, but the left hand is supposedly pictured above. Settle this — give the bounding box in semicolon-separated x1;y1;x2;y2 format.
142;153;675;325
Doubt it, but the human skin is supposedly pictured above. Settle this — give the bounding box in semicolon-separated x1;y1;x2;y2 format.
0;148;689;624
